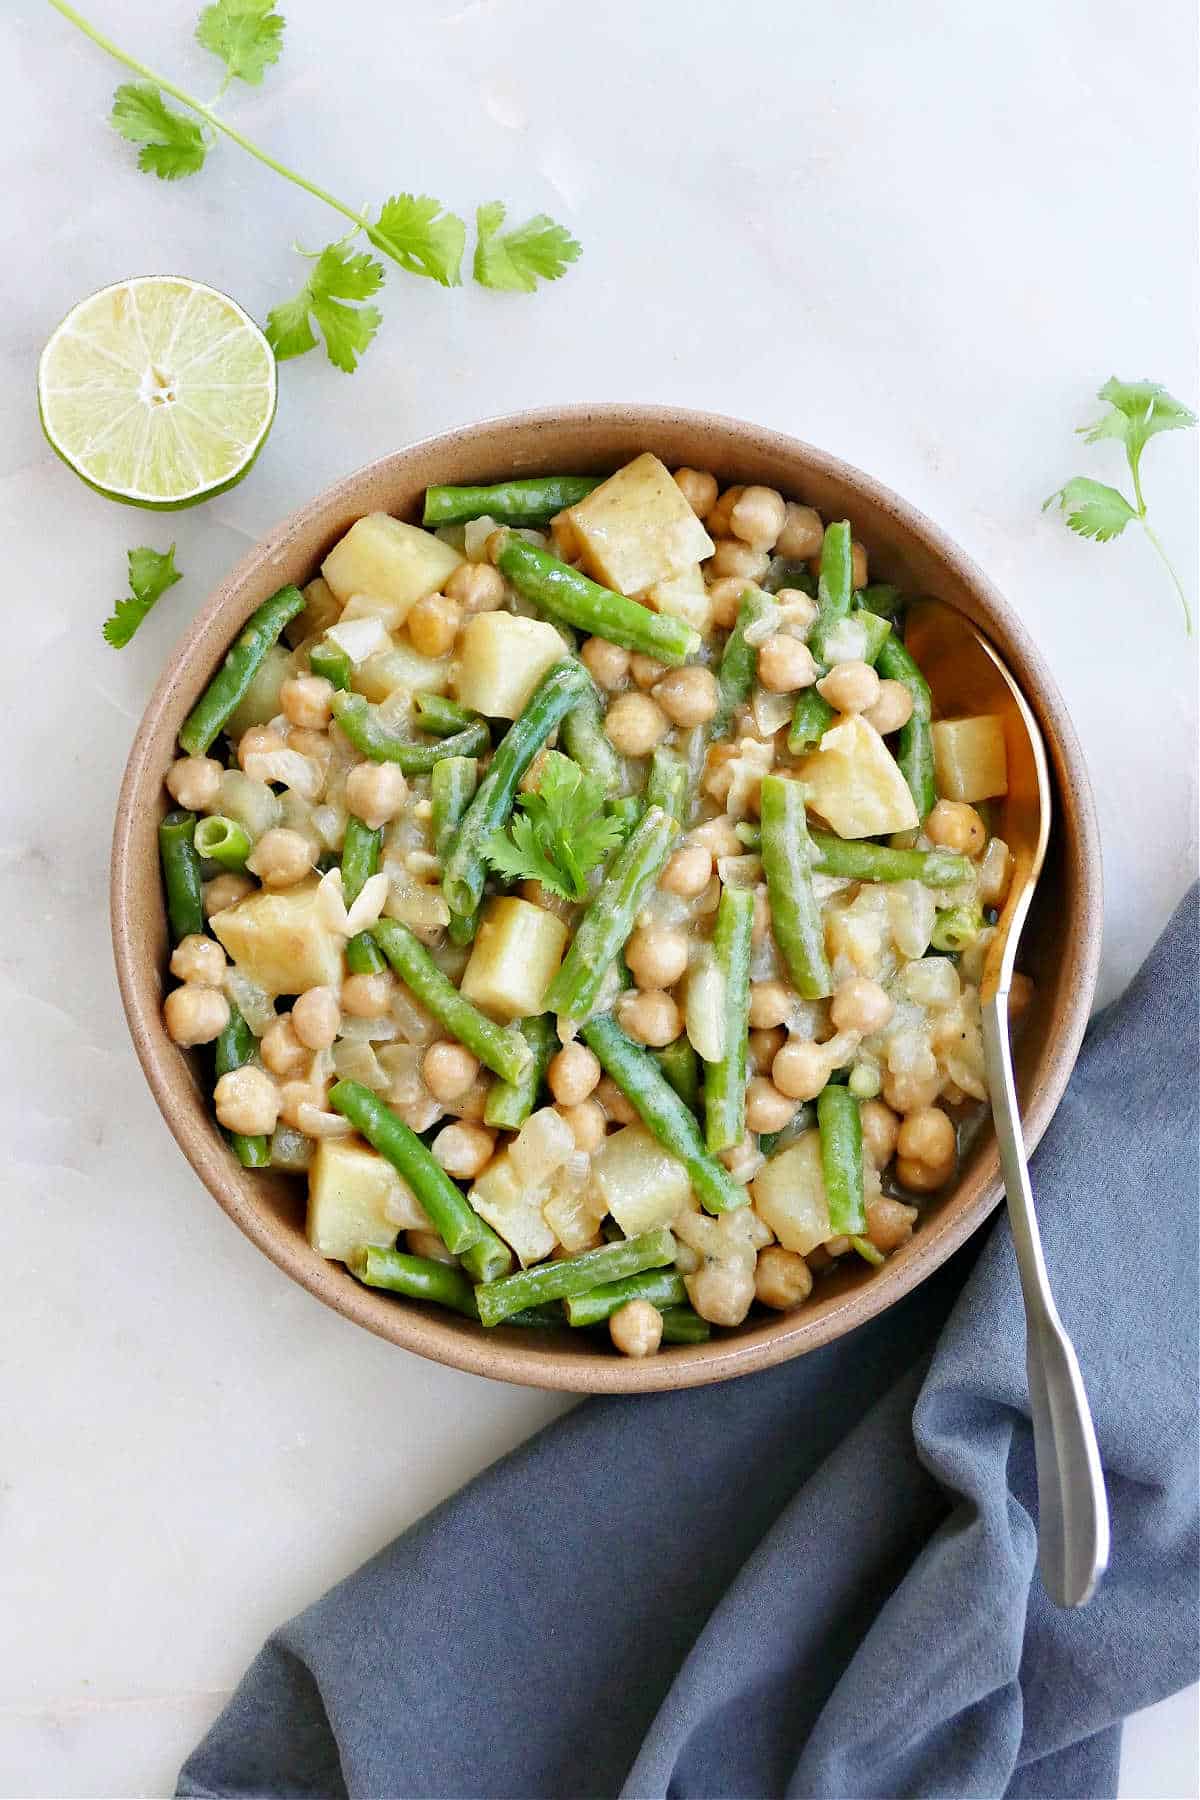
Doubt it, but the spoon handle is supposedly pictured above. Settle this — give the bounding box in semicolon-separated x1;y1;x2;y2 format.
981;994;1110;1607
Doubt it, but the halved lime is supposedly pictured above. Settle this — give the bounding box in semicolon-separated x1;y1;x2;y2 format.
38;276;277;510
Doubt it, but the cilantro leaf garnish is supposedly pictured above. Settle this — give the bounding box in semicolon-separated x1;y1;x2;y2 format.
110;83;208;180
483;753;623;902
196;0;285;85
473;202;582;293
266;242;384;373
102;544;183;648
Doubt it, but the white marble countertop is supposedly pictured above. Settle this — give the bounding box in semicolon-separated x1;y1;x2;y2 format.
2;0;1196;1793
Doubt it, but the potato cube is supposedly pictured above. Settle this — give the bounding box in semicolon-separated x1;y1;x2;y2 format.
932;716;1008;802
354;640;452;702
589;1124;693;1236
321;514;462;623
749;1130;834;1255
224;644;295;741
210;877;344;995
568;454;714;596
307;1138;428;1262
284;575;341;648
646;562;712;634
453;612;567;719
797;715;918;838
469;1147;558;1267
459;898;569;1021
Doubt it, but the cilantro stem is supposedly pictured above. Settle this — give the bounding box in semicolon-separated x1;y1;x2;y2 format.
1141;519;1193;635
47;0;368;237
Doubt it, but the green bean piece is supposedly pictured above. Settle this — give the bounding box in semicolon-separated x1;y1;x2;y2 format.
875;635;935;821
475;1226;677;1327
851;1235;886;1268
158;810;205;943
341;814;382;905
214;1002;269;1169
653;1035;702;1114
704;885;755;1154
179;585;305;755
372;919;531;1083
429;756;481;945
660;1307;712;1345
193;814;252;872
345;933;387;976
734;821;762;849
564;1267;689;1328
560;680;622;791
644;746;689;824
415;691;482;737
484;1015;557;1131
606;795;643;842
459;1217;516;1285
309;639;352;690
758;774;833;999
328;1081;484;1255
582;1014;748;1214
443;659;594;922
858;583;903;620
817;1084;866;1236
505;1303;568;1328
545;806;679;1021
712;587;776;737
788;690;837;754
423;475;603;528
498;541;700;666
350;1247;479;1317
854;608;893;667
931;904;985;953
331;691;490;771
757;1103;817;1160
807;521;854;669
809;834;972;887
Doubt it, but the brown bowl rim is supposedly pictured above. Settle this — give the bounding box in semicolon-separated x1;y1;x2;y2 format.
110;403;1103;1393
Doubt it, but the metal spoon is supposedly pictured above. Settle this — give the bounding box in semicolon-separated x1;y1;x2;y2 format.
905;601;1110;1608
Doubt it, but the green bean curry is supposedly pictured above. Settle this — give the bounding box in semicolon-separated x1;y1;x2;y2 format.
157;454;1028;1354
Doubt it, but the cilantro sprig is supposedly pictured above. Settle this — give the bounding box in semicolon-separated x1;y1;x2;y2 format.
48;0;581;372
483;753;623;903
1045;378;1197;633
102;545;183;648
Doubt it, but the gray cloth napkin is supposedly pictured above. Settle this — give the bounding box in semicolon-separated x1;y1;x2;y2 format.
179;886;1199;1800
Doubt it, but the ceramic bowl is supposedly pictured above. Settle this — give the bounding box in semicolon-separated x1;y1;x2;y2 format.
111;405;1102;1392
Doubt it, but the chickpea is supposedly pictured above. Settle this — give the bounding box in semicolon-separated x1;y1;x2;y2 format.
776;503;824;560
751;887;771;949
730;485;787;551
690;816;742;858
625;926;689;990
617;988;682;1048
774;586;819;631
407;1229;458;1266
882;1066;943;1113
604;692;669;757
246;827;314;890
549;513;581;562
260;1013;309;1077
851;541;869;588
661;843;713;897
865;1196;919;1253
704;484;745;538
817;660;881;714
169;933;226;988
214;1065;279;1136
203;872;255;917
287;727;333;775
163;983;230;1046
673;466;719;517
422;1040;481;1104
897;1105;956;1171
578;636;628;691
863;678;914;736
516;878;575;923
559;1098;607;1153
292;985;341;1051
518;748;551;796
341;970;397;1017
755;1245;814;1311
831;976;893;1036
165;754;222;812
280;674;334;730
687;1259;755;1327
744;1076;798;1134
445;560;506;612
747;1026;786;1074
652;666;719;729
596;1075;637;1124
749;980;793;1030
860;1098;900;1168
237;724;284;770
548;1043;601;1108
707;575;755;629
709;538;770;582
895;1156;952;1194
925;799;987;857
432;1121;495;1180
757;634;818;694
483;527;510;566
344;761;408;832
630;653;668;689
407;594;461;658
771;1039;828;1102
609;1298;663;1358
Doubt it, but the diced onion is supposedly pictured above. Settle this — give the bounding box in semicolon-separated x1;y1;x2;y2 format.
716;853;763;890
222;967;277;1036
345;872;390;934
326;615;390;664
296;1103;355;1138
510;1107;574;1188
242;749;324;800
332;1037;387;1090
686;950;726;1064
